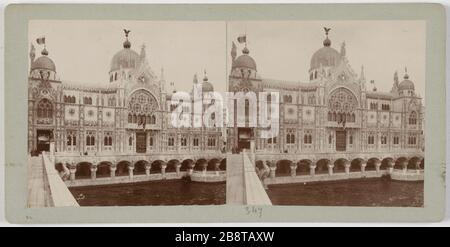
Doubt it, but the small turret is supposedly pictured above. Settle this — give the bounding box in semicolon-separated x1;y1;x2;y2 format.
140;44;146;61
193;73;198;84
391;71;399;93
160;67;166;92
340;41;346;57
29;43;35;65
231;41;237;62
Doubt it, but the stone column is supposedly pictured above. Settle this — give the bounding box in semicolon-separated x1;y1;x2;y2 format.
402;161;408;174
309;164;316;176
269;166;276;178
361;162;367;174
201;162;208;175
176;163;182;176
69;166;77;182
90;165;97;181
327;163;334;176
187;161;195;176
290;164;298;177
267;161;276;178
387;160;394;174
344;162;351;175
161;162;167;178
375;160;381;173
128;165;134;180
214;161;221;175
145;164;151;177
110;165;116;179
415;160;421;174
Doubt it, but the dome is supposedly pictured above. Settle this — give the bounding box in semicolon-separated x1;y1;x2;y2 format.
310;46;341;70
202;81;214;92
233;54;257;70
201;74;214;92
232;47;257;71
31;56;56;72
110;48;140;72
398;79;415;91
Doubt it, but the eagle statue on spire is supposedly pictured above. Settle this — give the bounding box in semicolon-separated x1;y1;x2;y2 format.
324;27;331;36
123;29;131;37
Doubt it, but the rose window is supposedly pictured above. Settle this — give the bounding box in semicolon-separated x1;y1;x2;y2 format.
127;90;159;125
327;88;357;123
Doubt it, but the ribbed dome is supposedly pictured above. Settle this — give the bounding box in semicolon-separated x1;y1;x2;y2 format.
110;48;140;72
233;54;257;70
310;46;341;70
31;56;56;72
202;75;214;92
202;81;214;92
398;79;415;91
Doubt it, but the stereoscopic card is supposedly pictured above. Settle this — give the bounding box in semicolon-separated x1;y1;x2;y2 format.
4;4;446;223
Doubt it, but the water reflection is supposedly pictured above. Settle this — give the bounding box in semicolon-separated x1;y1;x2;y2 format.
70;179;225;206
267;178;424;207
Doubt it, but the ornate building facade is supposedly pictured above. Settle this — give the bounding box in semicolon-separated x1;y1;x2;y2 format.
228;30;424;155
27;28;424;184
28;32;223;157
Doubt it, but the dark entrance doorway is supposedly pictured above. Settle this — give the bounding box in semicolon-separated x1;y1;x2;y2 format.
36;129;53;153
136;132;147;153
237;127;253;152
336;130;346;151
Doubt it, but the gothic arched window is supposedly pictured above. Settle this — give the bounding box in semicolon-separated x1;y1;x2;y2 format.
149;137;154;146
37;99;53;118
409;111;417;125
328;88;357;123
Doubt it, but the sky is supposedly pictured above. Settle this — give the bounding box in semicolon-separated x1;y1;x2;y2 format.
29;20;425;98
228;21;425;98
29;20;227;93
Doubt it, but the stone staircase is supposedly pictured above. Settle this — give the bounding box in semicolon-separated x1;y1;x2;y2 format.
27;155;46;207
226;153;272;205
226;154;245;205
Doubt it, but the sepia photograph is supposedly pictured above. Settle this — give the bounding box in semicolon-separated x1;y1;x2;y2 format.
26;19;425;208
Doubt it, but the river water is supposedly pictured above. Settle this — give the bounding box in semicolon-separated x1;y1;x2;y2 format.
70;179;225;206
267;178;424;207
70;178;423;207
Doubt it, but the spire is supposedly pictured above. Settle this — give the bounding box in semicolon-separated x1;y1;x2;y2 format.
160;67;165;81
30;43;35;62
323;27;331;47
404;67;409;79
140;44;146;60
193;73;198;84
231;41;237;61
360;65;365;80
391;71;399;94
340;41;346;57
203;69;208;82
123;29;131;49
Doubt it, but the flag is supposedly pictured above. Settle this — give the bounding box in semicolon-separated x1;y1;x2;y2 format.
36;37;45;45
237;35;246;44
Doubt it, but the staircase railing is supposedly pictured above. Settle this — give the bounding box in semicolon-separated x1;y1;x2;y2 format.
42;152;79;207
242;151;272;205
